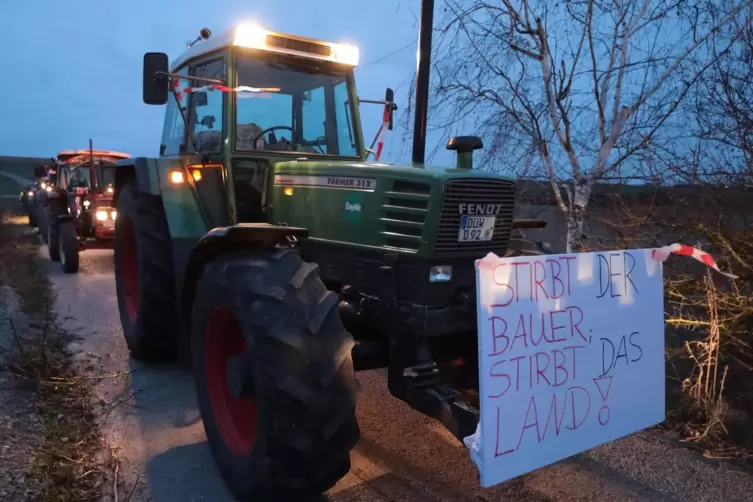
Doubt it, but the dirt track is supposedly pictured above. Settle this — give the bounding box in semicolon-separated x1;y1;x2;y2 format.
3;169;753;501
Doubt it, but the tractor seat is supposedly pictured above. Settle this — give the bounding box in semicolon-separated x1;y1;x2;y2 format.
237;123;265;150
195;131;222;152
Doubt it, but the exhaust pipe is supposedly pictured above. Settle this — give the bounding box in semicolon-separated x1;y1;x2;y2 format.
411;0;435;166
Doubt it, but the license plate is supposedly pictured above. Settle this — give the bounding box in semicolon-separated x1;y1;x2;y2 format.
458;215;495;242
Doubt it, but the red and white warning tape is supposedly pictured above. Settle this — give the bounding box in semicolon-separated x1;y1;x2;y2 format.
180;84;280;94
374;103;391;161
171;80;279;101
652;243;737;279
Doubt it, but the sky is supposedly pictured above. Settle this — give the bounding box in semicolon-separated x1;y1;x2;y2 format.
0;0;456;165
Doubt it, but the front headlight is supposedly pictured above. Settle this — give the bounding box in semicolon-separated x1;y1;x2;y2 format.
429;265;453;283
28;191;34;197
96;210;108;221
111;211;117;220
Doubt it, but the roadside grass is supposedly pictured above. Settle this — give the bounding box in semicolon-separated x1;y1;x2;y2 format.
661;270;753;464
586;200;753;465
0;208;107;501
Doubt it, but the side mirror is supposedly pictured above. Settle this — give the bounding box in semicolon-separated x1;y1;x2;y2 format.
143;52;169;105
385;88;395;131
194;91;208;108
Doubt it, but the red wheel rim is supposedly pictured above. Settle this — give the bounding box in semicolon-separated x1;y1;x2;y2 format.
205;307;257;456
119;215;139;321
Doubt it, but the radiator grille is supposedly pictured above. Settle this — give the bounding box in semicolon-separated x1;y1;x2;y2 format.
433;179;516;257
265;35;332;57
379;180;430;253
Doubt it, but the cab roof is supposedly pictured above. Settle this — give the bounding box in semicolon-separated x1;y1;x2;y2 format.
170;24;359;72
56;150;131;163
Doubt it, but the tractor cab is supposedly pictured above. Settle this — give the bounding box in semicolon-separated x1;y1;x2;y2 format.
56;149;130;194
141;23;397;226
53;149;131;235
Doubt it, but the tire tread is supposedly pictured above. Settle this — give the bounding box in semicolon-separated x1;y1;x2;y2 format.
192;249;359;500
115;184;175;359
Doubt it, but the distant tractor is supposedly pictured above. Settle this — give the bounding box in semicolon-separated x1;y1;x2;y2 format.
44;144;131;272
20;165;50;227
116;9;547;502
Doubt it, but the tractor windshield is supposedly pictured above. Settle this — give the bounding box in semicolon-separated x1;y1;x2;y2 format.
97;163;116;188
235;53;360;157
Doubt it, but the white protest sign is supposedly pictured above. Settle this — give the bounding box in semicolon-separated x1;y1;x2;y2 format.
468;249;666;488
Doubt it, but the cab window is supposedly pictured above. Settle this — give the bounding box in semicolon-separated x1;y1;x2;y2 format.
187;58;226;154
234;52;359;157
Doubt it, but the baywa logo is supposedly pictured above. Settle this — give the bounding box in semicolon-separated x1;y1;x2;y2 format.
345;201;362;212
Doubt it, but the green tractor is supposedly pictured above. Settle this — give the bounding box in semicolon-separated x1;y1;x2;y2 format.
115;7;547;501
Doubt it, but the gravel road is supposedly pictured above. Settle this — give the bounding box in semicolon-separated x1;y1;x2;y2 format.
36;247;753;502
2;169;752;501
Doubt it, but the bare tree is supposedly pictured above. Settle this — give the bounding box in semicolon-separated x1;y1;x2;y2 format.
430;0;753;251
689;12;753;186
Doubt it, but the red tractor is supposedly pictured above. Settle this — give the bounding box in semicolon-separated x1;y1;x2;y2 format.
45;144;131;272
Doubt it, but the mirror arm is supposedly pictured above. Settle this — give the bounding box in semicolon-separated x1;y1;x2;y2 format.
169;84;202;156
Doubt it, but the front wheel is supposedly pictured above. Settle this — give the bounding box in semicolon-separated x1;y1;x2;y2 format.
191;248;360;501
47;211;60;262
39;205;49;243
59;220;79;273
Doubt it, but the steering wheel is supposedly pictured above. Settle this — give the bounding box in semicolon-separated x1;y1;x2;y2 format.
252;126;295;146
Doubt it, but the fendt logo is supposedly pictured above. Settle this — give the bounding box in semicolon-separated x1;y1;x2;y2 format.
458;203;504;215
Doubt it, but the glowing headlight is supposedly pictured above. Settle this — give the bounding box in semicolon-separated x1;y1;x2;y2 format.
45;186;52;192
332;43;359;66
28;191;34;196
107;187;114;193
233;23;269;49
111;211;117;220
40;182;46;189
96;210;108;221
429;265;453;283
83;200;91;208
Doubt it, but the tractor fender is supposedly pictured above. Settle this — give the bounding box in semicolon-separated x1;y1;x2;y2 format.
113;158;160;205
176;223;309;367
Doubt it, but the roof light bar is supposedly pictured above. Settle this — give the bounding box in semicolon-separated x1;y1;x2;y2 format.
232;22;359;66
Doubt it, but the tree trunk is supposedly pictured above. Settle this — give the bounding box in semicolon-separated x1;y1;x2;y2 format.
564;180;592;253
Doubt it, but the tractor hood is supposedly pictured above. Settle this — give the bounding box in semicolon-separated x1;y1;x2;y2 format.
273;158;515;183
270;159;518;258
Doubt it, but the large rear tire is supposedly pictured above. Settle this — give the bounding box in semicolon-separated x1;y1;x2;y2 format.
114;183;176;360
191;248;360;501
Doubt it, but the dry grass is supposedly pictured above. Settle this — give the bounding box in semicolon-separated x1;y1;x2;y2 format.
0;208;109;501
676;273;730;443
584;197;753;463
